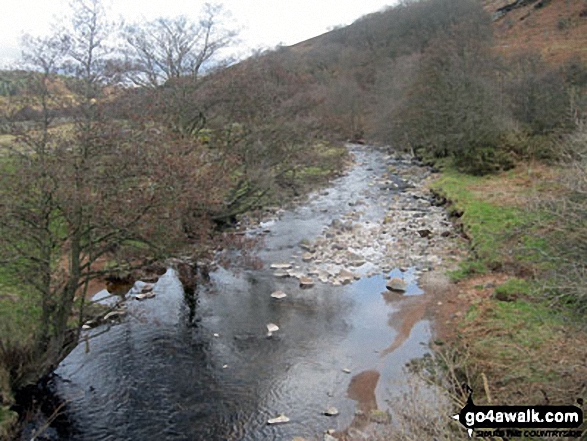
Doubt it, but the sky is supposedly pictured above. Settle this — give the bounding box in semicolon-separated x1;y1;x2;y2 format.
0;0;395;68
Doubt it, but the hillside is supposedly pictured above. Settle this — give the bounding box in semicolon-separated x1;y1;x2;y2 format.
484;0;587;63
291;0;587;64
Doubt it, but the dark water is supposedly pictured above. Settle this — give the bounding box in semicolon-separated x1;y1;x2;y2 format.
52;146;433;440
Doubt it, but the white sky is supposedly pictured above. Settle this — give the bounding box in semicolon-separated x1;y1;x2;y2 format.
0;0;395;68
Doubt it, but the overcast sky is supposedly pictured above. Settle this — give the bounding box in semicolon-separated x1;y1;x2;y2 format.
0;0;395;68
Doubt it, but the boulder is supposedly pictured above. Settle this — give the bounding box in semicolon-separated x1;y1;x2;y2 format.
386;277;407;292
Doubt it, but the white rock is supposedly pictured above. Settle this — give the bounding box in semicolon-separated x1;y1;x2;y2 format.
267;323;279;333
324;407;339;416
270;263;292;270
104;310;126;320
299;277;315;288
267;414;290;425
270;290;287;299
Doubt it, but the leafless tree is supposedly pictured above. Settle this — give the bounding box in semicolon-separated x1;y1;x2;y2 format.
123;3;237;87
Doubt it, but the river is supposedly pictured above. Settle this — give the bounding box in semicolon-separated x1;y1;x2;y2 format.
41;145;455;440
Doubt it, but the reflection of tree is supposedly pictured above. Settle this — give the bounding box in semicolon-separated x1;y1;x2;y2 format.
335;369;380;437
380;291;430;357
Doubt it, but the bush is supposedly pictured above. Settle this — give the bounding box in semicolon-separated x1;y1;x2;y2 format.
453;145;515;175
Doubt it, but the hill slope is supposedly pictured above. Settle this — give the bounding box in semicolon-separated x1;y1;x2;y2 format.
484;0;587;63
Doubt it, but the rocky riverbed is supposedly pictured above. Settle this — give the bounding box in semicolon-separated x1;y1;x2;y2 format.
240;146;463;288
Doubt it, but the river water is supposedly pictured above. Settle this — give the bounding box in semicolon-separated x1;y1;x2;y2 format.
51;146;435;440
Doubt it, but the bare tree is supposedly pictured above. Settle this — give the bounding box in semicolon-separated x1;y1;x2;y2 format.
0;0;223;389
123;3;237;87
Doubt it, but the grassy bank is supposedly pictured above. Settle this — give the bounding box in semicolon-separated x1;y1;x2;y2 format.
430;164;587;408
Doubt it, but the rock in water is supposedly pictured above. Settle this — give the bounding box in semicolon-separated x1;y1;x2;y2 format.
270;263;292;270
299;277;315;288
270;290;287;299
324;407;339;416
266;323;279;337
267;414;290;425
302;252;314;262
386;277;407;292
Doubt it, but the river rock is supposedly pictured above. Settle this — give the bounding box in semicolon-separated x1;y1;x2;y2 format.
348;254;366;267
324;407;339;416
386;278;407;292
324;434;337;441
270;263;292;270
104;309;127;320
338;269;356;285
135;292;156;301
302;252;314;262
267;414;290;425
299;277;315;288
299;239;314;251
273;270;290;278
270;290;287;299
266;323;279;333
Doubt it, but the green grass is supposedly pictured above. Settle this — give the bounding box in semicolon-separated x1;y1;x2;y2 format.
431;169;551;274
468;300;567;386
434;165;587;406
494;278;533;301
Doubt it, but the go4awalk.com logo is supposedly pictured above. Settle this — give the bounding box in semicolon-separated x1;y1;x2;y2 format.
452;387;584;438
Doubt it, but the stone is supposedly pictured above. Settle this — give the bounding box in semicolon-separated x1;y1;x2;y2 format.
299;277;315;288
338;269;355;285
273;270;290;278
299;239;313;251
386;277;407;292
349;257;366;267
135;292;156;301
324;434;337;441
267;414;290;425
302;252;314;262
266;323;280;333
417;229;432;238
270;290;287;299
324;407;339;416
104;309;127;320
342;368;351;374
270;263;292;270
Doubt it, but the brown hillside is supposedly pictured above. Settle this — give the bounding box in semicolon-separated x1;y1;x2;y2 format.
483;0;587;63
